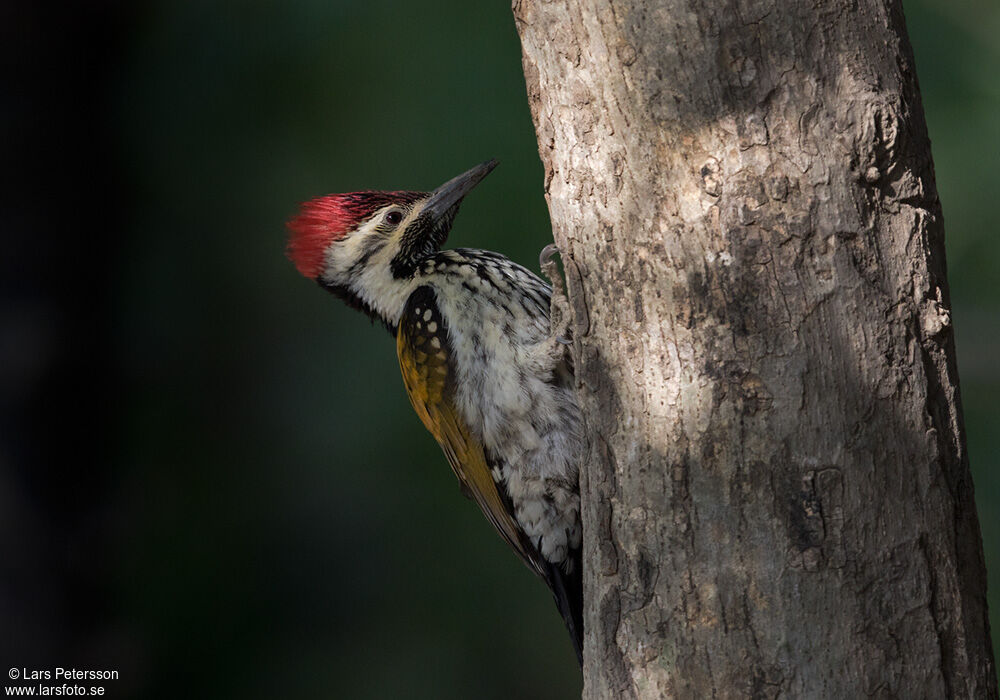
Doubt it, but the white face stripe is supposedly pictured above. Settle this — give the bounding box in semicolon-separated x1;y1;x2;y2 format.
326;201;426;271
319;200;431;325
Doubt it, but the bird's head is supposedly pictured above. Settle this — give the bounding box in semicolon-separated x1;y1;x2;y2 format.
287;160;497;327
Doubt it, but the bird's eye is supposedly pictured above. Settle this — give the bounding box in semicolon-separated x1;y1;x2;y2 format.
385;210;403;226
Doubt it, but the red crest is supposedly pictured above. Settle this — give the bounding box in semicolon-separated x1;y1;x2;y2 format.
286;191;425;278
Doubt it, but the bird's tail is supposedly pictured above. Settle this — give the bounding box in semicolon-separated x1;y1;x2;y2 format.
545;551;584;667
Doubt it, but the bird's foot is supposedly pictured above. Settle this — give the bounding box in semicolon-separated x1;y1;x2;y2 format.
537;244;574;370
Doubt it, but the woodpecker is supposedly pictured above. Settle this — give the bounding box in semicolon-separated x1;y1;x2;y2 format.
287;160;583;664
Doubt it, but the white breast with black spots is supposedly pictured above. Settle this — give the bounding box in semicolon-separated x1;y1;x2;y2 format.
418;249;583;568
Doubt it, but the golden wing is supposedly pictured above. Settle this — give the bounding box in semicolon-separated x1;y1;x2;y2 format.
396;286;542;577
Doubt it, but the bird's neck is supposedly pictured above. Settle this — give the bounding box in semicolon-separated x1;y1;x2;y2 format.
324;260;423;334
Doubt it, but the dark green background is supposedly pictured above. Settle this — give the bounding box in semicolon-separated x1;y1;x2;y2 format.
3;1;997;697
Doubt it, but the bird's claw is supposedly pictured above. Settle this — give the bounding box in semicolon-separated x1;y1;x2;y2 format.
537;244;574;369
539;243;560;270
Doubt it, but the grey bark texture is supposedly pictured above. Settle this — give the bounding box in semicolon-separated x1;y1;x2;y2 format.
513;0;997;697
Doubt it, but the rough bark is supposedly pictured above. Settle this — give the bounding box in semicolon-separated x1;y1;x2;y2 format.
513;0;996;697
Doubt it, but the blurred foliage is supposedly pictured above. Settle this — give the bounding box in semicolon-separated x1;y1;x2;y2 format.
27;0;997;696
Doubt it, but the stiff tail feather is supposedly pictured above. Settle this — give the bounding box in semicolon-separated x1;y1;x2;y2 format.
545;551;584;667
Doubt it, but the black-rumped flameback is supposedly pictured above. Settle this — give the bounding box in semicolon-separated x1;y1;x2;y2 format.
287;161;584;665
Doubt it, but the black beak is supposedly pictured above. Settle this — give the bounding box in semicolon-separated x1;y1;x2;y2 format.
423;159;498;223
390;160;498;279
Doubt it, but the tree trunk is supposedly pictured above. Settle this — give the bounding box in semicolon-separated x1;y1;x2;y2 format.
513;0;996;697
